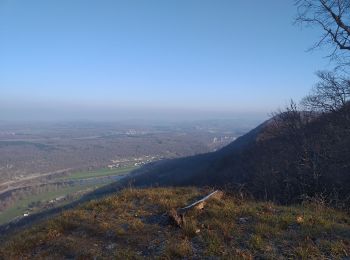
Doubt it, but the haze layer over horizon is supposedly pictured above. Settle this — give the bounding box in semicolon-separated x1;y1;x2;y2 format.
0;0;332;121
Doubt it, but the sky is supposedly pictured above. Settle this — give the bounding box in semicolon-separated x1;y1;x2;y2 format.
0;0;333;121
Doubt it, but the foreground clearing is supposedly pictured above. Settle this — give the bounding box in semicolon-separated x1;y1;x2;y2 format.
1;187;349;259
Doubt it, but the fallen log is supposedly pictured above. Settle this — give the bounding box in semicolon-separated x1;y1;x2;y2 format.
168;190;223;227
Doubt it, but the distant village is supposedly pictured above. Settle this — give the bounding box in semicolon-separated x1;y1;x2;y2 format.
107;154;164;169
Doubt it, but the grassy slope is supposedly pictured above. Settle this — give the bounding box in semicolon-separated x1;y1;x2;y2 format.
0;187;349;259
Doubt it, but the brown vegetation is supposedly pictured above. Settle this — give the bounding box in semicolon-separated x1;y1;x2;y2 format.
1;187;349;259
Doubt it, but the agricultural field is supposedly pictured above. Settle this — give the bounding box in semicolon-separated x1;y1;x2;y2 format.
60;166;138;180
0;184;97;225
0;166;138;225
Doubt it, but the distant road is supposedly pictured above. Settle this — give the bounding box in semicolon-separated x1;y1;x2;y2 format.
0;168;73;195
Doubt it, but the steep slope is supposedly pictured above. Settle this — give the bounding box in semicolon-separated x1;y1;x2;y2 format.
119;120;268;188
118;106;350;205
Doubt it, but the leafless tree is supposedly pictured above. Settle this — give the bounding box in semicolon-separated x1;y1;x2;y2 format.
295;0;350;65
263;100;313;141
301;70;350;112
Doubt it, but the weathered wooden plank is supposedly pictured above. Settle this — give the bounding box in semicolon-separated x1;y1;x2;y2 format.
180;190;222;211
168;190;223;228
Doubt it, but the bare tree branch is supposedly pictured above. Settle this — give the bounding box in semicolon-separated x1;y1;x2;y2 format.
295;0;350;65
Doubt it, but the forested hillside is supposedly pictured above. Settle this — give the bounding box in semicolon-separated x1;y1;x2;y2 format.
121;86;350;206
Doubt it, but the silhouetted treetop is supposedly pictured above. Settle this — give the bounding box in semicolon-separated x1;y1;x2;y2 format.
302;70;350;112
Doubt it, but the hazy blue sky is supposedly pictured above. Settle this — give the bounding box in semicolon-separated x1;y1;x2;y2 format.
0;0;332;121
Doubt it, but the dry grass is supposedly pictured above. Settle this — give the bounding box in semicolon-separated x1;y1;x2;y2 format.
0;187;349;259
164;237;193;259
